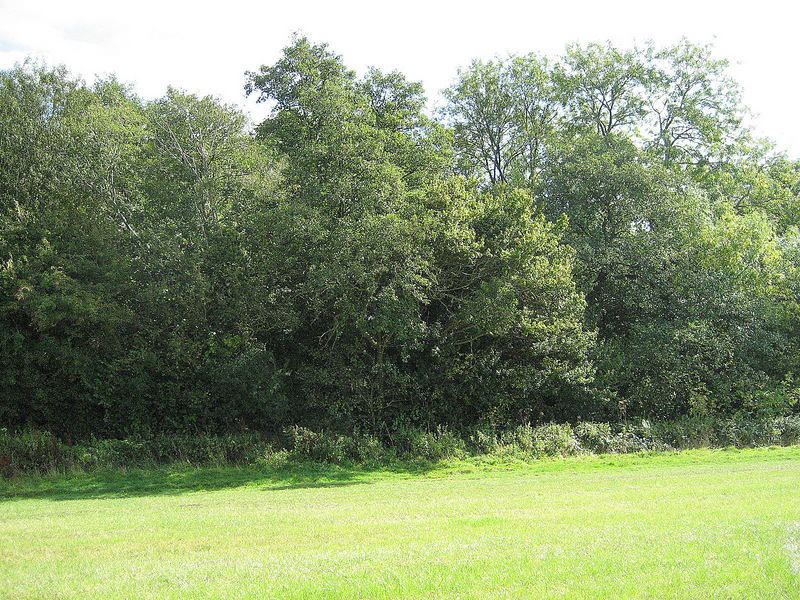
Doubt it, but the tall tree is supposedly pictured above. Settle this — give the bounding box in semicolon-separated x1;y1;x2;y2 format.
642;39;746;169
506;53;557;184
553;42;647;138
0;62;141;436
246;36;407;217
244;39;592;429
145;88;251;244
359;67;452;189
442;54;557;187
539;134;677;335
442;58;519;185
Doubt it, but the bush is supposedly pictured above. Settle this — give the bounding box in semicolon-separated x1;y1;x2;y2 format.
390;425;467;461
605;421;672;454
649;418;713;449
85;438;153;469
775;415;800;445
79;433;274;469
285;426;391;465
533;423;579;457
1;414;799;478
605;431;665;454
353;433;391;464
468;426;500;455
0;429;77;476
500;423;579;457
714;419;780;448
574;422;612;453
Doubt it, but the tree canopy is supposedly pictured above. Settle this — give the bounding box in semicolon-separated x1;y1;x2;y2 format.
1;38;798;439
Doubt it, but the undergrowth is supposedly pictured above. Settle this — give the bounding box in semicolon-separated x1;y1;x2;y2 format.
1;415;799;477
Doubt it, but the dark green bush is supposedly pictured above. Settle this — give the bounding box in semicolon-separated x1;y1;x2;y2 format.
500;423;579;457
390;425;467;461
85;438;153;469
775;415;800;445
0;429;76;476
574;422;612;453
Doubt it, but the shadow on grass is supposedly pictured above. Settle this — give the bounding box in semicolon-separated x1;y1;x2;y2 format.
0;460;438;502
4;446;798;503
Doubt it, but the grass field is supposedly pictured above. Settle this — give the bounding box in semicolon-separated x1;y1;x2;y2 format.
1;446;799;599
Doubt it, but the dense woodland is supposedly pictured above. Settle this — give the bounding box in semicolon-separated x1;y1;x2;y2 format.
2;37;799;440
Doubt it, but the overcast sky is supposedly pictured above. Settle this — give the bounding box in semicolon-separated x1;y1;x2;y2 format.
1;0;798;157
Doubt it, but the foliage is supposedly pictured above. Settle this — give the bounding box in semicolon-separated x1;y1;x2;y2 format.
442;53;555;186
1;37;799;438
4;415;800;478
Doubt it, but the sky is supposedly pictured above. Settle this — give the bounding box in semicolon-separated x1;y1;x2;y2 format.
1;0;798;157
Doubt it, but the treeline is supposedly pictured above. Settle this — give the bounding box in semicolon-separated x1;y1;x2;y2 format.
1;37;799;439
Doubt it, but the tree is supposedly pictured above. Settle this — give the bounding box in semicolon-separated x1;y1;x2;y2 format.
0;60;94;224
243;39;593;430
609;209;796;419
0;61;291;436
642;39;746;169
359;67;453;190
506;53;557;184
243;37;440;427
553;42;647;139
442;58;519;185
81;76;149;242
246;36;409;217
442;54;556;187
723;151;800;234
539;130;796;419
538;134;675;334
145;88;252;244
135;89;289;432
411;181;593;424
0;62;141;436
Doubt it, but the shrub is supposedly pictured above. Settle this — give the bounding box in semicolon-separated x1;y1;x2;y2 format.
775;415;800;445
606;431;656;454
532;423;579;457
500;423;535;453
500;423;579;457
285;426;368;465
648;418;713;450
714;419;780;448
0;430;77;475
391;425;467;461
468;426;500;455
606;422;672;454
2;413;799;478
574;422;612;453
78;433;274;469
352;433;390;463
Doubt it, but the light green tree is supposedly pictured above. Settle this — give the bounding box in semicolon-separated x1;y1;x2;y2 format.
642;39;747;169
553;42;647;138
442;54;556;186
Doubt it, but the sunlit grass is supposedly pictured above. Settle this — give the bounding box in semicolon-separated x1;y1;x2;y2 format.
1;447;799;599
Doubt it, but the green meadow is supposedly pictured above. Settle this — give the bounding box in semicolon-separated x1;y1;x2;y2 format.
1;447;799;599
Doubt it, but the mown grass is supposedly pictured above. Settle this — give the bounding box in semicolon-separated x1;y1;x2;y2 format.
1;447;799;599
